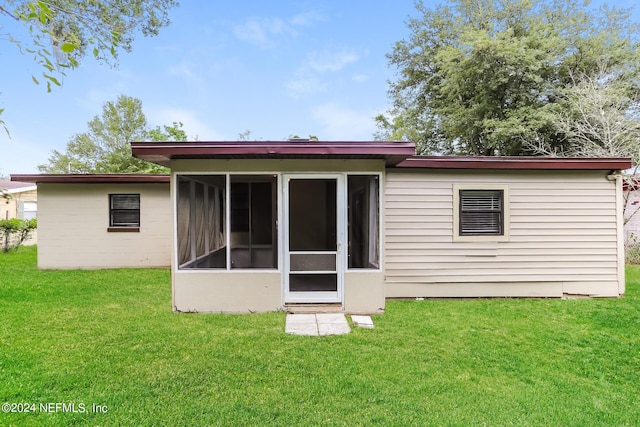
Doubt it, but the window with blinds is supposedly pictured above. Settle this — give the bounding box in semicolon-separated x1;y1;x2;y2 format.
459;189;503;235
109;194;140;228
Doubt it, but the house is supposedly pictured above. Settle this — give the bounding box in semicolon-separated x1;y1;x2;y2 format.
12;140;631;313
623;178;640;245
1;179;38;245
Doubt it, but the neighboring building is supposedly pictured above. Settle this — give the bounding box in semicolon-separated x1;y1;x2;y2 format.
1;179;38;245
624;178;640;245
12;141;631;313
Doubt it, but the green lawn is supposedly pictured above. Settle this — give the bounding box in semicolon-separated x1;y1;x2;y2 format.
1;246;640;426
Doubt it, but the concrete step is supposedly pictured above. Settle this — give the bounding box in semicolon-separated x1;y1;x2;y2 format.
284;303;343;314
285;313;350;336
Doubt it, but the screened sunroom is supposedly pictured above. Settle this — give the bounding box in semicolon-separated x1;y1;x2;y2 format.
132;140;414;313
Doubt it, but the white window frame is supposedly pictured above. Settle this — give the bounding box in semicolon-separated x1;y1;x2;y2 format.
22;202;37;220
453;184;510;242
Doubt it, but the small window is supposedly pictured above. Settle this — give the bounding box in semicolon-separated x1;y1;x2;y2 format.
18;201;37;220
453;185;509;242
459;190;503;235
109;194;140;230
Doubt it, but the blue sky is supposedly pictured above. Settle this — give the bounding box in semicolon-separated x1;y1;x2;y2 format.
0;1;417;174
1;0;638;175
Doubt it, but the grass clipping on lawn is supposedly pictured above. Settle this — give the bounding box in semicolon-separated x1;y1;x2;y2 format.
1;246;640;426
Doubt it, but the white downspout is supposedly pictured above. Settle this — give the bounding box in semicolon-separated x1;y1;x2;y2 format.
608;172;625;295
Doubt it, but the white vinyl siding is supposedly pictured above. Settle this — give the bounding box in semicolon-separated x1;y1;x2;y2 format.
385;170;621;297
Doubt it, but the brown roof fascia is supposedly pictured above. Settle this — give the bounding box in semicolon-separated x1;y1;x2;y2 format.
130;141;416;166
10;174;170;184
395;156;632;170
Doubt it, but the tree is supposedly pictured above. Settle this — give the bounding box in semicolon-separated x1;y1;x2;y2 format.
376;0;640;156
238;130;252;141
0;0;178;134
532;70;640;162
38;95;186;174
528;65;640;225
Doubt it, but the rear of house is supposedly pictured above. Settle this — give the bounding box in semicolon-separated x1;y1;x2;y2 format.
13;141;630;312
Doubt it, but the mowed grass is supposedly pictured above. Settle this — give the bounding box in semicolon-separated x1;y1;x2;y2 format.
2;246;640;426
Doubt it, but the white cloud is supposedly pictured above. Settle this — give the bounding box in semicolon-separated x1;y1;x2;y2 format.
285;48;362;98
166;60;208;90
285;77;328;98
311;103;380;140
148;108;226;141
307;50;359;73
352;73;369;83
232;11;324;48
168;61;197;81
233;17;296;48
289;11;326;27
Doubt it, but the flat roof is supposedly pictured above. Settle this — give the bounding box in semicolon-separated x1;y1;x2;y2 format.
11;155;631;185
396;156;632;170
131;140;417;167
10;174;170;184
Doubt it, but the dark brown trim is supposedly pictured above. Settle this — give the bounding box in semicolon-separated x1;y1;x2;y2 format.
130;141;417;166
107;227;140;233
395;156;632;170
10;174;170;184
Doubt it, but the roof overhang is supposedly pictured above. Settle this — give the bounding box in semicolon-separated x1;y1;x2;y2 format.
10;174;170;184
0;180;37;193
131;141;417;167
395;156;632;170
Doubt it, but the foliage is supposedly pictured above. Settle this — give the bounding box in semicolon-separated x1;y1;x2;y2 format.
1;0;177;91
0;218;36;252
0;0;178;136
626;235;640;264
148;121;187;143
238;130;252;141
2;248;640;425
526;64;640;224
377;0;640;156
289;134;319;141
37;95;186;174
530;67;640;162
